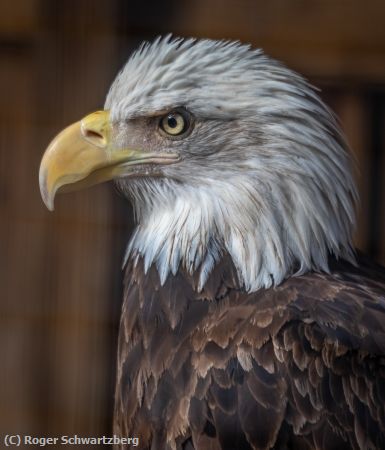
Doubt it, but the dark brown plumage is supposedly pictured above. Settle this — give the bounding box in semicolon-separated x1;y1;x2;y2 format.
113;253;385;450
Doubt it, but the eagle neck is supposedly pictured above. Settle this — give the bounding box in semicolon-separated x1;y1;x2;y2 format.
124;176;350;293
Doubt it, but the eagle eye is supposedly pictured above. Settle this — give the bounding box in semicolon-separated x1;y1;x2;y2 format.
159;109;191;138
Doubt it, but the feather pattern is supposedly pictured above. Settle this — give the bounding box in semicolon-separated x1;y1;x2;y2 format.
114;254;385;450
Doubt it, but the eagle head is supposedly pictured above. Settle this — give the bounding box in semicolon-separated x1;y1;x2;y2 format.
39;37;357;291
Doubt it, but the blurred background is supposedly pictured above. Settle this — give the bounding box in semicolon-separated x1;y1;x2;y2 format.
1;0;385;445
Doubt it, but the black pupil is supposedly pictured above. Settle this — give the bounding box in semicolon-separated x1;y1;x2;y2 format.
167;115;178;128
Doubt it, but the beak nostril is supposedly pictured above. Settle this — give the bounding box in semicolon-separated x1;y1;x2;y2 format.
84;129;103;140
80;110;110;147
81;127;107;148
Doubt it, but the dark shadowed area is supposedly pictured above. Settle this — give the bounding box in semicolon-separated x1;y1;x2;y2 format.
1;0;385;445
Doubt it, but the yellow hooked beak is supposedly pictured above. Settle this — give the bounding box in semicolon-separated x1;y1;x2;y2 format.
39;110;179;210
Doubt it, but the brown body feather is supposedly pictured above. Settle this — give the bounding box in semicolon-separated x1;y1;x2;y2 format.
114;255;385;450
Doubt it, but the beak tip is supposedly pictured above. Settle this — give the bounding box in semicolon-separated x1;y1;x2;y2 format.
40;189;55;212
39;168;55;212
45;200;55;212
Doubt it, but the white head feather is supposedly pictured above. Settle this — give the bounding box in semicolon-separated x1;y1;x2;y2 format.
105;37;357;292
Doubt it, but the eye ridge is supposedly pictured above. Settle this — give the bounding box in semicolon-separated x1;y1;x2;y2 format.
159;108;192;138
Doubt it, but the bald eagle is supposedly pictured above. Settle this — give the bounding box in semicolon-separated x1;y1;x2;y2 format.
39;37;385;450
